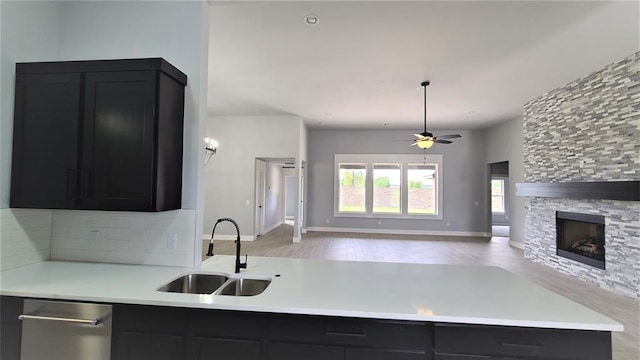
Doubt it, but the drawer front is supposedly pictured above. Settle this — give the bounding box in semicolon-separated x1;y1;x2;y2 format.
191;337;261;360
268;342;343;360
270;315;427;349
114;304;187;334
435;354;517;360
346;348;428;360
189;309;263;339
434;323;611;360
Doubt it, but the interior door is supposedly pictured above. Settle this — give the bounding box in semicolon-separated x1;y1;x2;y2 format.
255;160;266;237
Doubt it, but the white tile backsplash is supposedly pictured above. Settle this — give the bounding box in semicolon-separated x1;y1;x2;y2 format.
0;209;53;270
50;209;196;267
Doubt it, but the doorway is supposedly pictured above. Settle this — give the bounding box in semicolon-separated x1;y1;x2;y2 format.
254;157;297;240
489;161;510;239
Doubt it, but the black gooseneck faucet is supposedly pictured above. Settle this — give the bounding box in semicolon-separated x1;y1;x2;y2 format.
206;218;247;273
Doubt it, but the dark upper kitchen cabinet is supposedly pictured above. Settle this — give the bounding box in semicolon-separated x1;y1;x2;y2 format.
10;58;187;211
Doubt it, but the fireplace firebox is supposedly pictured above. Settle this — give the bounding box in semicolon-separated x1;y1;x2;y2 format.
556;211;605;270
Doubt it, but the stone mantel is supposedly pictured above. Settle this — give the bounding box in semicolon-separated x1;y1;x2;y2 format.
516;181;640;201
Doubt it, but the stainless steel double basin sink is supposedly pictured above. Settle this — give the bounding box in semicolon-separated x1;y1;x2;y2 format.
156;272;271;296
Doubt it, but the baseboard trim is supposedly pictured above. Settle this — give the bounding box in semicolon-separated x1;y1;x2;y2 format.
306;226;490;237
509;240;525;250
202;234;255;242
302;228;307;234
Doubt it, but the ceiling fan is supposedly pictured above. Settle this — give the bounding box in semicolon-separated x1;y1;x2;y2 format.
396;81;461;149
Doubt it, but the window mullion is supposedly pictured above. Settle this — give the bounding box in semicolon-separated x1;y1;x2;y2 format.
401;163;408;215
366;163;373;214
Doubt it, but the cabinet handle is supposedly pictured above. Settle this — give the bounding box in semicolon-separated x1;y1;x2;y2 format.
66;169;76;198
325;326;367;337
81;169;92;198
19;313;104;326
497;338;543;348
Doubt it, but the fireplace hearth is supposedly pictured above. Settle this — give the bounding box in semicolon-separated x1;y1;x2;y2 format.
556;211;605;270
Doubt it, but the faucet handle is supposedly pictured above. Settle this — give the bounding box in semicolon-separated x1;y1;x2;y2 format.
240;254;248;269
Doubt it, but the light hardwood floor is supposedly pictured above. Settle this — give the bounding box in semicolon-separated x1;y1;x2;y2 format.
204;224;639;360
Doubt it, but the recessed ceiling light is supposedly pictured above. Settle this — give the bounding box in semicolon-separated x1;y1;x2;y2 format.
468;110;477;115
325;112;332;116
383;123;392;127
304;14;319;26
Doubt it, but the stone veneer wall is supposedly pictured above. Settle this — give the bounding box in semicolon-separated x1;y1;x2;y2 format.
523;52;640;297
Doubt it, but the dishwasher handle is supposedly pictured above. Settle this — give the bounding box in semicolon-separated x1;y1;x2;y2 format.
18;313;104;326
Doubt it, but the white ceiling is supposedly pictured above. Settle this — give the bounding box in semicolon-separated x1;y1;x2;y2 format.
208;1;639;130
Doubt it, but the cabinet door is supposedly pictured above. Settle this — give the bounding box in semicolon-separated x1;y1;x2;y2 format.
0;296;23;360
81;70;156;210
190;337;261;360
268;342;343;360
114;332;184;360
112;304;187;360
10;73;81;208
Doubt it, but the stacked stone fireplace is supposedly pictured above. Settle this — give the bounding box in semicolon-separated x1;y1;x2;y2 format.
522;52;639;298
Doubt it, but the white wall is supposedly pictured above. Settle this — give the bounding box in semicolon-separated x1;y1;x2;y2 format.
204;115;302;238
306;129;489;235
485;116;525;247
50;209;195;266
0;1;63;269
285;174;297;218
57;0;207;210
0;1;209;268
0;209;51;271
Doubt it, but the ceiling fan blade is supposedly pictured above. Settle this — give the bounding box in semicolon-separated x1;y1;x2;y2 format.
392;139;418;142
435;134;461;139
434;139;452;144
413;133;425;139
410;142;418;146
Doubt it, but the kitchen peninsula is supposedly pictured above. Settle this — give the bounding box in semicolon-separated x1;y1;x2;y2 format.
0;256;621;359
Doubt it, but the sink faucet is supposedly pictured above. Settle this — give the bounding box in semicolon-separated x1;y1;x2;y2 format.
206;218;247;273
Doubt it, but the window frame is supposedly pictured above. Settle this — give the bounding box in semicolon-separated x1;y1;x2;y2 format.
334;154;443;220
337;163;368;214
491;177;506;214
372;163;402;214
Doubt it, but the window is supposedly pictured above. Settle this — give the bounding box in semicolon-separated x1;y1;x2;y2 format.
373;164;401;213
491;178;505;214
407;164;436;214
334;154;443;219
338;164;366;213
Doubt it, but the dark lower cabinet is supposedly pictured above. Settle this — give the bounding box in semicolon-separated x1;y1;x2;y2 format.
115;332;184;360
0;296;23;360
267;314;431;360
112;304;188;360
3;298;613;360
112;304;266;360
433;323;612;360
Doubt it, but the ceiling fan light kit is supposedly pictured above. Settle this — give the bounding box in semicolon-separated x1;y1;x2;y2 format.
395;80;461;149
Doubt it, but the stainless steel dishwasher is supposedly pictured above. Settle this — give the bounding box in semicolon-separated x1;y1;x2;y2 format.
19;299;112;360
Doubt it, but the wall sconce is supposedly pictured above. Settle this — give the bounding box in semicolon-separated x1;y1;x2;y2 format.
204;137;218;166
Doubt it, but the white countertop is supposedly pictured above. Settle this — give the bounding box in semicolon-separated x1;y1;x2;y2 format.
0;256;623;331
